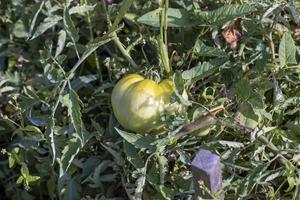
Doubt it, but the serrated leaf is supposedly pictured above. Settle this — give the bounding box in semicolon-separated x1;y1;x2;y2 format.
115;128;156;152
279;32;297;67
61;177;81;200
55;30;67;57
63;7;79;41
14;125;42;134
138;8;201;27
69;4;96;15
69;34;114;74
28;0;45;38
111;0;134;30
235;103;259;130
31;16;62;40
173;72;191;106
59;137;81;177
62;89;84;144
71;74;97;91
64;7;79;57
273;76;285;105
124;141;144;169
193;39;227;57
182;62;219;82
217;140;245;148
45;117;56;165
235;79;251;101
158;155;168;185
206;4;256;25
248;91;264;109
101;143;125;166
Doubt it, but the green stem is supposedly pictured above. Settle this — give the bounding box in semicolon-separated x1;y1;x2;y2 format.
83;0;102;82
159;0;172;77
113;33;139;69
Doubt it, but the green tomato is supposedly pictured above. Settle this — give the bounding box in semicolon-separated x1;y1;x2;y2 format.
111;73;174;133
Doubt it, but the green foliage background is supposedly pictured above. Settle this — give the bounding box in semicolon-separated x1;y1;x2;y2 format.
0;0;300;199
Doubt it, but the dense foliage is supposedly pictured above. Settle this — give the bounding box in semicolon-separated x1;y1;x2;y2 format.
0;0;300;199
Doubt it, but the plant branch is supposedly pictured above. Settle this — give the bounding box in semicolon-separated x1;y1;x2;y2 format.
113;33;139;69
159;0;172;77
83;0;102;82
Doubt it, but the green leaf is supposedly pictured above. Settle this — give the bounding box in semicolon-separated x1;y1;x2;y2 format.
115;128;156;152
14;125;42;134
101;143;125;166
45;117;56;165
61;177;81;200
158;155;168;185
235;103;259;130
273;76;285;105
206;4;256;25
63;7;79;42
123;141;144;169
138;8;201;27
193;39;227;57
235;79;251;101
28;0;45;39
13;19;29;38
55;30;67;57
182;62;219;82
16;176;24;184
62;89;84;144
111;0;134;31
69;34;114;74
279;32;297;67
59;137;81;177
69;4;96;15
31;16;62;40
64;7;80;57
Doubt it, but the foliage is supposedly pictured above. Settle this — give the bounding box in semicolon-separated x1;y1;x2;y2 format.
0;0;300;199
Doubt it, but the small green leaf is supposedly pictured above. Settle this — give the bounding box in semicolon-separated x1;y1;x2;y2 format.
59;137;81;177
31;16;62;40
158;155;168;185
55;30;67;57
115;128;156;152
235;103;259;130
69;4;96;15
206;4;256;25
61;177;81;200
182;62;219;82
111;0;134;31
279;32;297;67
63;7;79;42
193;39;227;57
101;143;125;166
138;8;201;27
62;89;84;144
235;79;251;101
28;0;45;38
123;141;144;169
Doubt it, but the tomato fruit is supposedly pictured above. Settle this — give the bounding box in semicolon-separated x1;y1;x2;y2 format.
111;74;174;133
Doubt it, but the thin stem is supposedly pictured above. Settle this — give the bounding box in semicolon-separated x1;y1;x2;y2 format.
84;0;102;82
113;34;139;68
159;0;172;77
257;135;290;165
103;0;139;69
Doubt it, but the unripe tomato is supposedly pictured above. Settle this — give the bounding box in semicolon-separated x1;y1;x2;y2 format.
111;74;174;133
